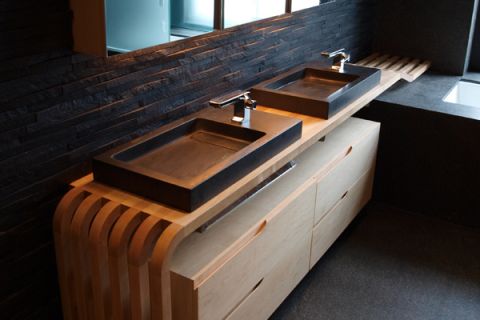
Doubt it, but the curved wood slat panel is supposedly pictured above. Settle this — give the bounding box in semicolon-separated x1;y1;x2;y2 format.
70;194;105;320
53;188;88;320
128;216;172;320
149;223;185;320
108;208;149;320
89;201;126;320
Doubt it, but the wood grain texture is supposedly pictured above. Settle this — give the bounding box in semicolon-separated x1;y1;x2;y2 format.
355;53;431;82
310;168;375;268
314;123;379;224
170;118;379;320
71;70;398;234
128;216;171;320
108;209;149;320
70;195;105;320
199;185;315;320
3;2;378;317
54;70;396;320
89;202;126;320
70;0;107;56
53;188;88;320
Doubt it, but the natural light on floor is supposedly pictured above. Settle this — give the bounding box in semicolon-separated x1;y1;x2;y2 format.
443;80;480;108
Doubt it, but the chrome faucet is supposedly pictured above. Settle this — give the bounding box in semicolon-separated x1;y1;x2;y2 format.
209;91;257;124
321;48;351;72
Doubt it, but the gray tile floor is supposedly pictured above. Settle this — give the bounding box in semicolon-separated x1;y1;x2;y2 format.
271;202;480;320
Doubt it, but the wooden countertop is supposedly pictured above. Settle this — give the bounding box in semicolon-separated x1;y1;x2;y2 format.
63;68;401;319
72;69;400;232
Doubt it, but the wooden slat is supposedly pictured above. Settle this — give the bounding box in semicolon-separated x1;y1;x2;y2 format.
356;53;380;66
399;58;420;74
365;54;390;67
108;208;149;320
404;60;432;82
377;56;400;69
70;194;105;320
89;202;126;320
355;53;430;83
53;188;88;320
388;56;411;71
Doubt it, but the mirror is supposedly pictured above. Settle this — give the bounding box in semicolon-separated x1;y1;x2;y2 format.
105;0;215;55
70;0;322;57
292;0;320;12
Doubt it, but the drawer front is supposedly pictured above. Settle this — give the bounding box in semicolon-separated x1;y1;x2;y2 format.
314;124;379;225
197;184;316;320
225;220;311;320
310;168;374;268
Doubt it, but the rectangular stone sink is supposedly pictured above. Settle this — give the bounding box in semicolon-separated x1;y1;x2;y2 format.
93;106;302;212
251;63;381;119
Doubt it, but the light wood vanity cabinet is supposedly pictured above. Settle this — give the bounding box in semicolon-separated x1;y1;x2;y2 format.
170;117;380;320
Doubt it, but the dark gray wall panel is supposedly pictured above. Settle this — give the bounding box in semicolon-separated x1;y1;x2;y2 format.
470;6;480;71
356;101;480;229
375;0;477;75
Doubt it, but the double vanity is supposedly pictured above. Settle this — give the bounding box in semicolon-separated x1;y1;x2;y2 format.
92;59;381;212
54;59;403;320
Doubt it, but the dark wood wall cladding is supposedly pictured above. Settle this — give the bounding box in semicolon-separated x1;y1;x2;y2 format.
0;0;376;318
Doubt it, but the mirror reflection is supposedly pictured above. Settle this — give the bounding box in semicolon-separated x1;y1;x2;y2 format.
101;0;322;56
105;0;214;55
292;0;320;12
171;1;214;41
224;0;287;28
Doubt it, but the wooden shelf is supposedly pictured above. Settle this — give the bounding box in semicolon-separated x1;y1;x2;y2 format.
356;53;431;82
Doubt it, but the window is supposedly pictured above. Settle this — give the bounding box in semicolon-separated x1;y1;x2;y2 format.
224;0;287;28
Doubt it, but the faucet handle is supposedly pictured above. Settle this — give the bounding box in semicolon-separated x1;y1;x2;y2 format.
243;93;256;110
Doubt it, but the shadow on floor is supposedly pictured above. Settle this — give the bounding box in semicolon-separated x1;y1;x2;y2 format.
271;202;480;320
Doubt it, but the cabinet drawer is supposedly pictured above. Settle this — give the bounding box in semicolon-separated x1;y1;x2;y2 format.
310;168;374;268
224;220;311;320
196;184;315;320
314;123;379;225
172;184;316;320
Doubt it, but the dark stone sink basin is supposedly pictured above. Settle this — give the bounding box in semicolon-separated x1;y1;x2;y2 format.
93;106;302;212
251;63;381;119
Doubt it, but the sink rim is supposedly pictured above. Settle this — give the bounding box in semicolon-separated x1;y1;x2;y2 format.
103;117;267;188
255;63;378;103
250;62;381;119
93;106;302;191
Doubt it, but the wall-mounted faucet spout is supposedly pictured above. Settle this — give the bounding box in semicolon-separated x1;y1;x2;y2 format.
321;48;351;72
209;91;257;124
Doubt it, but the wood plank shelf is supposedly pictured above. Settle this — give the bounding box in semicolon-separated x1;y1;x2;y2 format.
355;53;431;82
54;69;401;320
